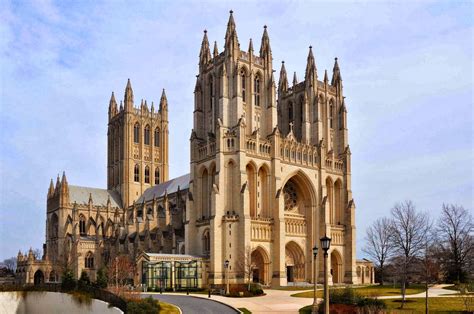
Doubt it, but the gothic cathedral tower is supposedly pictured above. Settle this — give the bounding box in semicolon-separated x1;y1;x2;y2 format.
187;11;356;287
107;79;169;208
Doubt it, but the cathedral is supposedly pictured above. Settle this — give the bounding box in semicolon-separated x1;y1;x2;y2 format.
15;11;374;288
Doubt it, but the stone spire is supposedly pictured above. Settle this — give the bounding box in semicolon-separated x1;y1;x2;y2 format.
60;171;69;195
293;72;298;86
108;92;117;120
124;78;134;110
159;89;168;117
48;178;54;198
331;57;342;85
324;69;329;84
55;174;60;193
259;25;271;58
305;45;317;81
224;10;239;54
199;30;211;65
248;38;254;54
278;61;288;93
213;41;219;58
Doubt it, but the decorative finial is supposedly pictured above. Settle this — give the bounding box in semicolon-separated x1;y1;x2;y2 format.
264;25;267;29
204;29;207;34
229;10;233;14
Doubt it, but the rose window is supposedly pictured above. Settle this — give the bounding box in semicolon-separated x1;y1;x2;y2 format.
284;182;298;211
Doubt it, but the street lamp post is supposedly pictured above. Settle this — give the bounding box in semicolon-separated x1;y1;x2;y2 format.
320;235;332;314
312;246;319;314
224;260;230;295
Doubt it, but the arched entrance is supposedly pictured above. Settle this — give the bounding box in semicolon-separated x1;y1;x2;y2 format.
49;270;57;282
331;250;343;284
34;270;44;285
285;241;305;283
281;171;317;285
251;247;269;285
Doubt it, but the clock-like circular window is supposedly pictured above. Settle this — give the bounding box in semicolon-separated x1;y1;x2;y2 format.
284;181;298;211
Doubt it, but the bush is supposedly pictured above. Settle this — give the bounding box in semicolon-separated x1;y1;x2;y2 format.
61;269;76;291
95;267;108;289
249;283;264;295
127;297;160;314
329;287;361;305
356;297;387;310
78;271;91;290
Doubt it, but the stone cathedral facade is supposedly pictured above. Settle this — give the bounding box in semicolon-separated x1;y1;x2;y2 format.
15;12;374;287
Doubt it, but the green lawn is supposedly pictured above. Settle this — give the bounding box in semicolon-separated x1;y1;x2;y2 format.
384;297;473;312
159;301;180;314
291;285;426;298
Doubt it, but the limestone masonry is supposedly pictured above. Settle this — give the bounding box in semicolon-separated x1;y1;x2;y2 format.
16;11;374;288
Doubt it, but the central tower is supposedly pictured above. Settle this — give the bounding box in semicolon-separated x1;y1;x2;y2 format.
107;80;169;208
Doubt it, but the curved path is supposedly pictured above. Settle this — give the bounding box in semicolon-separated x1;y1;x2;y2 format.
143;293;239;314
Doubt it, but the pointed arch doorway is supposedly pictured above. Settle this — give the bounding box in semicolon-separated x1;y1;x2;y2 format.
251;247;270;285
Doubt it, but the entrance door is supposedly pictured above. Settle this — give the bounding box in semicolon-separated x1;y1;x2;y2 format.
34;270;44;285
252;268;259;283
286;266;294;283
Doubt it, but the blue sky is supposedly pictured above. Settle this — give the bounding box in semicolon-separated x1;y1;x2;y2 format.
0;0;472;261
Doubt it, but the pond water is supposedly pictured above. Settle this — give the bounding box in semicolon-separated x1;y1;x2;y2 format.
0;291;123;314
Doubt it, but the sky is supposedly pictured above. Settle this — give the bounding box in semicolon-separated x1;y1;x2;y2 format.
0;0;472;261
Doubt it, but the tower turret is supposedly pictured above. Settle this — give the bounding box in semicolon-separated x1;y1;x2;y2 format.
305;46;317;85
224;10;239;57
108;92;118;121
124;78;134;111
199;30;211;66
213;41;218;58
259;25;272;58
160;89;168;120
278;61;288;93
331;57;342;86
48;178;54;198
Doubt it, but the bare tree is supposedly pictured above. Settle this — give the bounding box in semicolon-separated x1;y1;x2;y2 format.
2;257;17;272
237;245;255;291
390;200;431;308
33;248;42;260
436;204;473;283
108;254;135;289
363;217;394;285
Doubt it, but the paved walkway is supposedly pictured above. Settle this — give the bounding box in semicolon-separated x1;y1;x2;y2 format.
144;293;240;314
180;290;315;314
143;285;461;314
378;284;460;299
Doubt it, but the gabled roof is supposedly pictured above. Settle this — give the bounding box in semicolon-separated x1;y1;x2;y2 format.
69;185;122;208
137;173;190;203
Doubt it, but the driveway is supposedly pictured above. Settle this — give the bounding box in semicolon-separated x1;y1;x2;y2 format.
143;293;239;314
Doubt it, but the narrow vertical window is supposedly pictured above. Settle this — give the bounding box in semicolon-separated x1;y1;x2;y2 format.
85;252;94;269
154;128;160;147
144;166;150;183
79;215;86;236
155;168;160;185
133;123;140;143
254;76;260;106
134;164;140;182
330;103;334;129
241;70;246;102
288;102;294;123
144;125;150;145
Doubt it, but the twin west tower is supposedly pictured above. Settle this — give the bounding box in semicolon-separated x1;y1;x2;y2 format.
186;11;356;286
